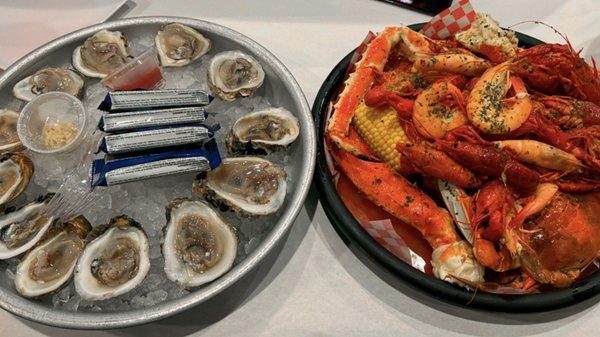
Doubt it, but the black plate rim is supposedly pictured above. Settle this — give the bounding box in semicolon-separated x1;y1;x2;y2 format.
312;23;600;312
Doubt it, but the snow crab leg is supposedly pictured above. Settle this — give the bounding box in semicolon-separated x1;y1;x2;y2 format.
328;141;484;286
327;25;447;157
327;27;402;156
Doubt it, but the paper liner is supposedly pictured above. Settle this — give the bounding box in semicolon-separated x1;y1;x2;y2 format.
420;0;477;39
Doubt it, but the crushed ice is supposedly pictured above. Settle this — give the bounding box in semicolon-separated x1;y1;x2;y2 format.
0;31;297;312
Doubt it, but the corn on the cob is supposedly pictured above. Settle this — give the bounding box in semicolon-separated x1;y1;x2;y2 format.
352;102;408;172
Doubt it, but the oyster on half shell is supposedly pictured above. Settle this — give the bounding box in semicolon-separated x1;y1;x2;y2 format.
74;215;150;301
72;30;130;78
163;198;237;287
0;152;34;208
227;107;300;154
155;23;211;67
13;68;84;102
194;157;287;216
14;216;91;298
0;110;22;152
0;194;55;259
207;50;265;101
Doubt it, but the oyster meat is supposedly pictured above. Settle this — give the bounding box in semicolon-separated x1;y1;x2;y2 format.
0;110;22;152
163;198;237;287
194;157;287;216
13;68;84;102
72;30;130;78
155;23;211;67
74;215;149;300
0;152;33;207
14;216;91;298
0;194;55;259
207;50;265;101
227;107;300;154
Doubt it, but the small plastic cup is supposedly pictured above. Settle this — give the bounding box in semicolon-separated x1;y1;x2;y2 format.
101;48;164;91
17;92;87;154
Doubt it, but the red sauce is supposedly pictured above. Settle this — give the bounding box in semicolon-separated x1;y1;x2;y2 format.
116;66;163;91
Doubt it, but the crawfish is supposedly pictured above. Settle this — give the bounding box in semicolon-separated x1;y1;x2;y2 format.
470;180;519;272
534;94;600;129
512;44;600;105
513;111;600;173
436;125;540;194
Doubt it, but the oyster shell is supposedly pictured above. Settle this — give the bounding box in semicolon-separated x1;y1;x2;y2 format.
163;198;237;287
0;194;55;259
194;157;287;216
74;215;150;300
72;30;130;78
207;50;265;101
0;152;33;207
0;110;22;152
13;68;84;102
227;107;300;154
155;23;211;67
14;216;91;298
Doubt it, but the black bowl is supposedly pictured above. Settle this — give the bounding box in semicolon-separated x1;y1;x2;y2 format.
312;23;600;312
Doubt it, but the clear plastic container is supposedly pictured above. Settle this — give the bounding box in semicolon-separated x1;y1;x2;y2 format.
101;48;164;91
17;92;86;154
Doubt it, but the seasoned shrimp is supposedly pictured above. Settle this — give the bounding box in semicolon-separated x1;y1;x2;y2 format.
467;62;532;134
412;52;491;77
412;81;468;138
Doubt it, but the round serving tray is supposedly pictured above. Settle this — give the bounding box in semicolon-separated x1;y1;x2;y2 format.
313;23;600;312
0;17;315;329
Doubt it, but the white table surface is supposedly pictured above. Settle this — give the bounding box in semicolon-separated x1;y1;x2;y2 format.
2;0;600;336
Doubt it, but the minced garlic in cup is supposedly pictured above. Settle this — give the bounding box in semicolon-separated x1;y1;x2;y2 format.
42;121;78;149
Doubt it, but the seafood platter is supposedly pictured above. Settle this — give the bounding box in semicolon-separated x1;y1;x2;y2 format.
0;17;314;328
314;11;600;311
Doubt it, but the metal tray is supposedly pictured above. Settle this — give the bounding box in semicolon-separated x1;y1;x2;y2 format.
313;23;600;312
0;16;315;329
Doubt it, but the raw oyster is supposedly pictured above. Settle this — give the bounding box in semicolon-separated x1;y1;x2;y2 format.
14;216;91;298
72;30;130;78
194;157;286;216
74;215;150;300
13;68;84;102
0;152;33;207
0;194;55;259
0;110;22;152
227;107;300;154
155;23;211;67
163;198;237;287
207;50;265;101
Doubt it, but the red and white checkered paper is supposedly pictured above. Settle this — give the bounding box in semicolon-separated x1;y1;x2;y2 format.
364;219;412;263
328;0;478;264
420;0;477;39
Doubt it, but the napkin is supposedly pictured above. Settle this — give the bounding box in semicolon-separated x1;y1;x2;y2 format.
0;0;126;69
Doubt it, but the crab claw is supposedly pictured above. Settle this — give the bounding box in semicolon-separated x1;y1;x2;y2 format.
432;241;485;287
